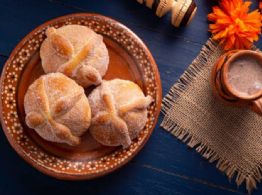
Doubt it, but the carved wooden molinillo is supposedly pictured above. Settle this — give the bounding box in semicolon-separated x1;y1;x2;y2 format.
136;0;197;27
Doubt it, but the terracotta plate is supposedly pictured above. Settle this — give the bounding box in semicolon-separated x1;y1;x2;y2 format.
0;13;162;180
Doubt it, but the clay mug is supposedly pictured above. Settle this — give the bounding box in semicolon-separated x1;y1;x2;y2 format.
211;50;262;115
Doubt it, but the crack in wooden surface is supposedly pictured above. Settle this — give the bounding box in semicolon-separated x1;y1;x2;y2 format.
0;54;8;59
138;163;245;194
0;0;259;194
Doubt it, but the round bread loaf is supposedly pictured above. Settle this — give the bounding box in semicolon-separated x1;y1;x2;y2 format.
88;79;153;148
24;73;91;146
40;25;109;88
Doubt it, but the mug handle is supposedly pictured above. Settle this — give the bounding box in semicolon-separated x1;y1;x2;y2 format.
251;98;262;116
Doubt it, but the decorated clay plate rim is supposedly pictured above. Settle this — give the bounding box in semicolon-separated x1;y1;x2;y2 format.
0;13;162;180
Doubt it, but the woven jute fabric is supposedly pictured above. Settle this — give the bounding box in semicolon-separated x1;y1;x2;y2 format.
161;39;262;193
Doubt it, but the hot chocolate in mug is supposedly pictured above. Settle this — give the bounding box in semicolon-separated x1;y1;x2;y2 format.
211;50;262;115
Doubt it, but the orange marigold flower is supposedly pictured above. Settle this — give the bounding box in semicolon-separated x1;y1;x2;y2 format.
208;0;262;50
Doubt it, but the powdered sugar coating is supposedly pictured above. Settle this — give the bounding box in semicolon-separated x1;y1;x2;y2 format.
1;14;159;176
40;25;109;87
88;79;153;148
24;73;91;145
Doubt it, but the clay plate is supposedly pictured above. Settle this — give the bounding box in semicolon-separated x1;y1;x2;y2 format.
0;13;162;179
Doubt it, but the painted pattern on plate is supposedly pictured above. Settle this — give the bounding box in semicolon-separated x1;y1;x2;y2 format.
1;14;159;176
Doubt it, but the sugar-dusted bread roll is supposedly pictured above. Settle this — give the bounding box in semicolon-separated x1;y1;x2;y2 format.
40;25;109;88
88;79;153;148
24;73;91;146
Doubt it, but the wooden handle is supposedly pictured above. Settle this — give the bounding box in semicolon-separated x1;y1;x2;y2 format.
136;0;197;27
251;97;262;116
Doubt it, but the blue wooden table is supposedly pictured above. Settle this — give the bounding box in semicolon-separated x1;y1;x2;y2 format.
0;0;261;194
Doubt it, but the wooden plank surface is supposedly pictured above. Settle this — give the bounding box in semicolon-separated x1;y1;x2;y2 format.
0;0;261;194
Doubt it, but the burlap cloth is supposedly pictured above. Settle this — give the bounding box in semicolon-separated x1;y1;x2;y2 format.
161;39;262;193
